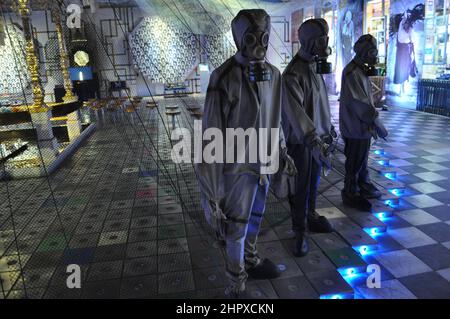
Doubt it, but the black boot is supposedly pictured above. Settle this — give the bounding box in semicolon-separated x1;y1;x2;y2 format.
247;258;281;279
294;233;309;257
341;190;372;212
359;181;382;199
308;211;333;233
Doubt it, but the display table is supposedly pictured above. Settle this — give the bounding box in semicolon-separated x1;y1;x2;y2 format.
417;79;450;117
0;99;95;179
164;83;188;97
0;100;82;125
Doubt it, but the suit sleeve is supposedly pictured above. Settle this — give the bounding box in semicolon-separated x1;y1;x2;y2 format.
345;72;378;124
195;71;227;204
282;72;316;142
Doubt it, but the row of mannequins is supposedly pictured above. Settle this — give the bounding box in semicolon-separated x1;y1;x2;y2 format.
194;9;388;298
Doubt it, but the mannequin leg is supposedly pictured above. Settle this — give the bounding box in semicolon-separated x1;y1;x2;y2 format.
221;174;259;294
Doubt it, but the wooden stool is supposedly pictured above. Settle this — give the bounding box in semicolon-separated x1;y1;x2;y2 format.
166;109;181;129
146;101;158;109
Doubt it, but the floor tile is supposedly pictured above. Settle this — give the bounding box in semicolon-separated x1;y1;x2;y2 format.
409;182;446;194
387;227;436;249
373;250;432;278
417;223;450;242
437;268;450;282
399;272;450;299
356;279;416;299
271;275;319;299
395;209;441;226
414;172;447;182
410;244;450;270
403;194;443;209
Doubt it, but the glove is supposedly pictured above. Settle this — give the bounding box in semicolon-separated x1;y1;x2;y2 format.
311;143;332;171
281;148;297;177
303;131;321;150
330;125;338;140
375;100;385;109
373;116;388;140
322;126;338;155
271;148;298;200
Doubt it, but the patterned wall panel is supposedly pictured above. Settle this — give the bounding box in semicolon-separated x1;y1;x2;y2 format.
204;30;236;68
129;16;198;84
0;24;30;98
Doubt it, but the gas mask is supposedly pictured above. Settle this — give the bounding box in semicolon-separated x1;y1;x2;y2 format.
232;9;272;82
243;29;271;82
364;48;379;76
354;34;379;76
298;19;333;74
313;35;333;74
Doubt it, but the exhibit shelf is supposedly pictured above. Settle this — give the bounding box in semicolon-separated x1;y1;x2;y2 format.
0;100;82;125
1;122;96;180
0;142;28;164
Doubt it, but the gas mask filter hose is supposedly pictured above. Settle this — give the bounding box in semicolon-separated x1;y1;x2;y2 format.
249;60;271;82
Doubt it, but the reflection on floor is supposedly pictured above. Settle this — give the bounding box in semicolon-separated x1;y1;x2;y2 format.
1;96;450;299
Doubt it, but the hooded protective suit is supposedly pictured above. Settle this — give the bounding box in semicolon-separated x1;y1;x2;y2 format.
339;34;386;140
340;34;387;205
281;18;334;244
195;9;293;295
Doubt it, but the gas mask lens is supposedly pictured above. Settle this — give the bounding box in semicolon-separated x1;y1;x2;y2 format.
261;32;269;46
244;33;257;47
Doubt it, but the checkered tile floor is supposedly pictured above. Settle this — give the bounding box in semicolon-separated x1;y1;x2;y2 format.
1;96;449;299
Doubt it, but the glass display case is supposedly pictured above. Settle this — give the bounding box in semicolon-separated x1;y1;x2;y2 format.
321;4;339;95
365;0;391;65
423;0;450;79
322;7;338;74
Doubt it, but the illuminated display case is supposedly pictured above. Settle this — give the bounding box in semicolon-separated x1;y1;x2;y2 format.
423;0;450;79
321;3;339;94
365;0;391;65
322;6;338;74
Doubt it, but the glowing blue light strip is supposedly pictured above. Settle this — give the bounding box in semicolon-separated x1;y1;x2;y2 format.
384;172;397;180
384;199;399;208
377;160;389;166
338;267;357;277
320;294;344;300
389;188;405;196
353;245;377;256
373;212;392;221
363;227;386;238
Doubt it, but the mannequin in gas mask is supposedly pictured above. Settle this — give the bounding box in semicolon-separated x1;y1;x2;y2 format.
281;18;336;257
340;34;388;211
196;9;296;297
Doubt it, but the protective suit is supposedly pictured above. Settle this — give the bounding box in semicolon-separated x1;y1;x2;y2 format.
195;9;295;297
281;18;335;257
339;34;388;209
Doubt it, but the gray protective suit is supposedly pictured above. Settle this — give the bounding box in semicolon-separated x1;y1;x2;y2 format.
340;34;388;197
281;19;333;235
339;36;379;140
195;9;288;293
